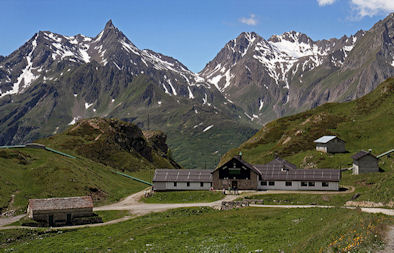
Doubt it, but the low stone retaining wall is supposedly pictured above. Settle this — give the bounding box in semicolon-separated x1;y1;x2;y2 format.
221;201;249;210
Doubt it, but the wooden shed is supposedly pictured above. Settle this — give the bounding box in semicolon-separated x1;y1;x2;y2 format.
314;136;346;153
27;196;94;226
352;150;379;174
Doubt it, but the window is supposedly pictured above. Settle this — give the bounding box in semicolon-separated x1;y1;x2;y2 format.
200;182;204;187
187;182;190;187
285;181;292;186
269;181;275;186
301;182;307;187
174;182;177;187
261;181;267;186
322;182;329;187
308;182;315;187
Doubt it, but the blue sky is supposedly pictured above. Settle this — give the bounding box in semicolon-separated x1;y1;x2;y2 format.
1;0;393;72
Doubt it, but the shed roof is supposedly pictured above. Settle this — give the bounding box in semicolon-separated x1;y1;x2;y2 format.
28;196;93;211
352;150;377;160
153;169;213;182
314;136;342;144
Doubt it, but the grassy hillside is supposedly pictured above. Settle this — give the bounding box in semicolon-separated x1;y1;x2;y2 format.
221;78;394;203
0;148;150;215
0;207;391;252
0;118;177;215
38;118;179;172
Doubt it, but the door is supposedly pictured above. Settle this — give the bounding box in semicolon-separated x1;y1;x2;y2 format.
49;215;54;226
66;214;72;225
232;180;238;189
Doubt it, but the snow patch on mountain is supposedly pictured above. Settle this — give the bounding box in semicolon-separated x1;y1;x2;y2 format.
203;125;214;132
68;116;81;125
85;102;93;109
187;86;194;99
3;37;39;96
121;39;140;55
259;99;264;111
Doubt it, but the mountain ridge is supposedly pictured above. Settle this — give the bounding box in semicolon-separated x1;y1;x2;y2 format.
0;15;393;169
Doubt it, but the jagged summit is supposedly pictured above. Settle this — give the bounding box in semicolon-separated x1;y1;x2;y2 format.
104;19;115;30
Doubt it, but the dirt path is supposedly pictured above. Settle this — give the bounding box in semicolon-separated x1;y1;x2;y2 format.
377;225;394;253
94;193;238;216
0;214;26;227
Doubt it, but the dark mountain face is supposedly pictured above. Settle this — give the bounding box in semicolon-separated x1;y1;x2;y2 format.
0;20;256;169
0;14;393;168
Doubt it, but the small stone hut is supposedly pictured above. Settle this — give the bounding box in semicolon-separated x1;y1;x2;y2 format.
27;196;94;226
352;150;379;174
314;136;346;153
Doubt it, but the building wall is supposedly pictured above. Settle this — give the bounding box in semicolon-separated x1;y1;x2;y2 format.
353;156;379;174
153;181;212;191
316;139;346;153
257;180;339;191
212;170;259;190
316;144;327;153
30;207;93;226
326;139;346;153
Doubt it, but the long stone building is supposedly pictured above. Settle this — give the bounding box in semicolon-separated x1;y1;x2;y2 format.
153;169;212;191
27;196;97;226
153;156;341;191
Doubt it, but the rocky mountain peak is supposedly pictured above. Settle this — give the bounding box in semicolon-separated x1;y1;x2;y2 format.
269;31;313;46
104;19;115;30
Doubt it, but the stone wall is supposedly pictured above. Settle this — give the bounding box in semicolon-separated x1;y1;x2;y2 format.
212;170;259;190
31;207;93;226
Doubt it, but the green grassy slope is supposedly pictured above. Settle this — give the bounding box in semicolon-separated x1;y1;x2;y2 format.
142;191;224;204
221;78;394;203
0;148;149;214
38;118;179;172
0;207;391;252
0;118;178;214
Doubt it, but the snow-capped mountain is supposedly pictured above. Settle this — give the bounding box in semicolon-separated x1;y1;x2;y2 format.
198;27;381;122
0;20;207;99
0;14;393;169
0;20;256;169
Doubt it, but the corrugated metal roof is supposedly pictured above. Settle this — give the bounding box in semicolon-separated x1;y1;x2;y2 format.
314;136;338;143
259;168;340;182
28;196;93;211
255;157;297;171
352;150;377;160
153;169;213;182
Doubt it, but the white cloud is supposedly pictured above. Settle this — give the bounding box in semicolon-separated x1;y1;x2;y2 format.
239;14;257;26
317;0;336;6
351;0;394;17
